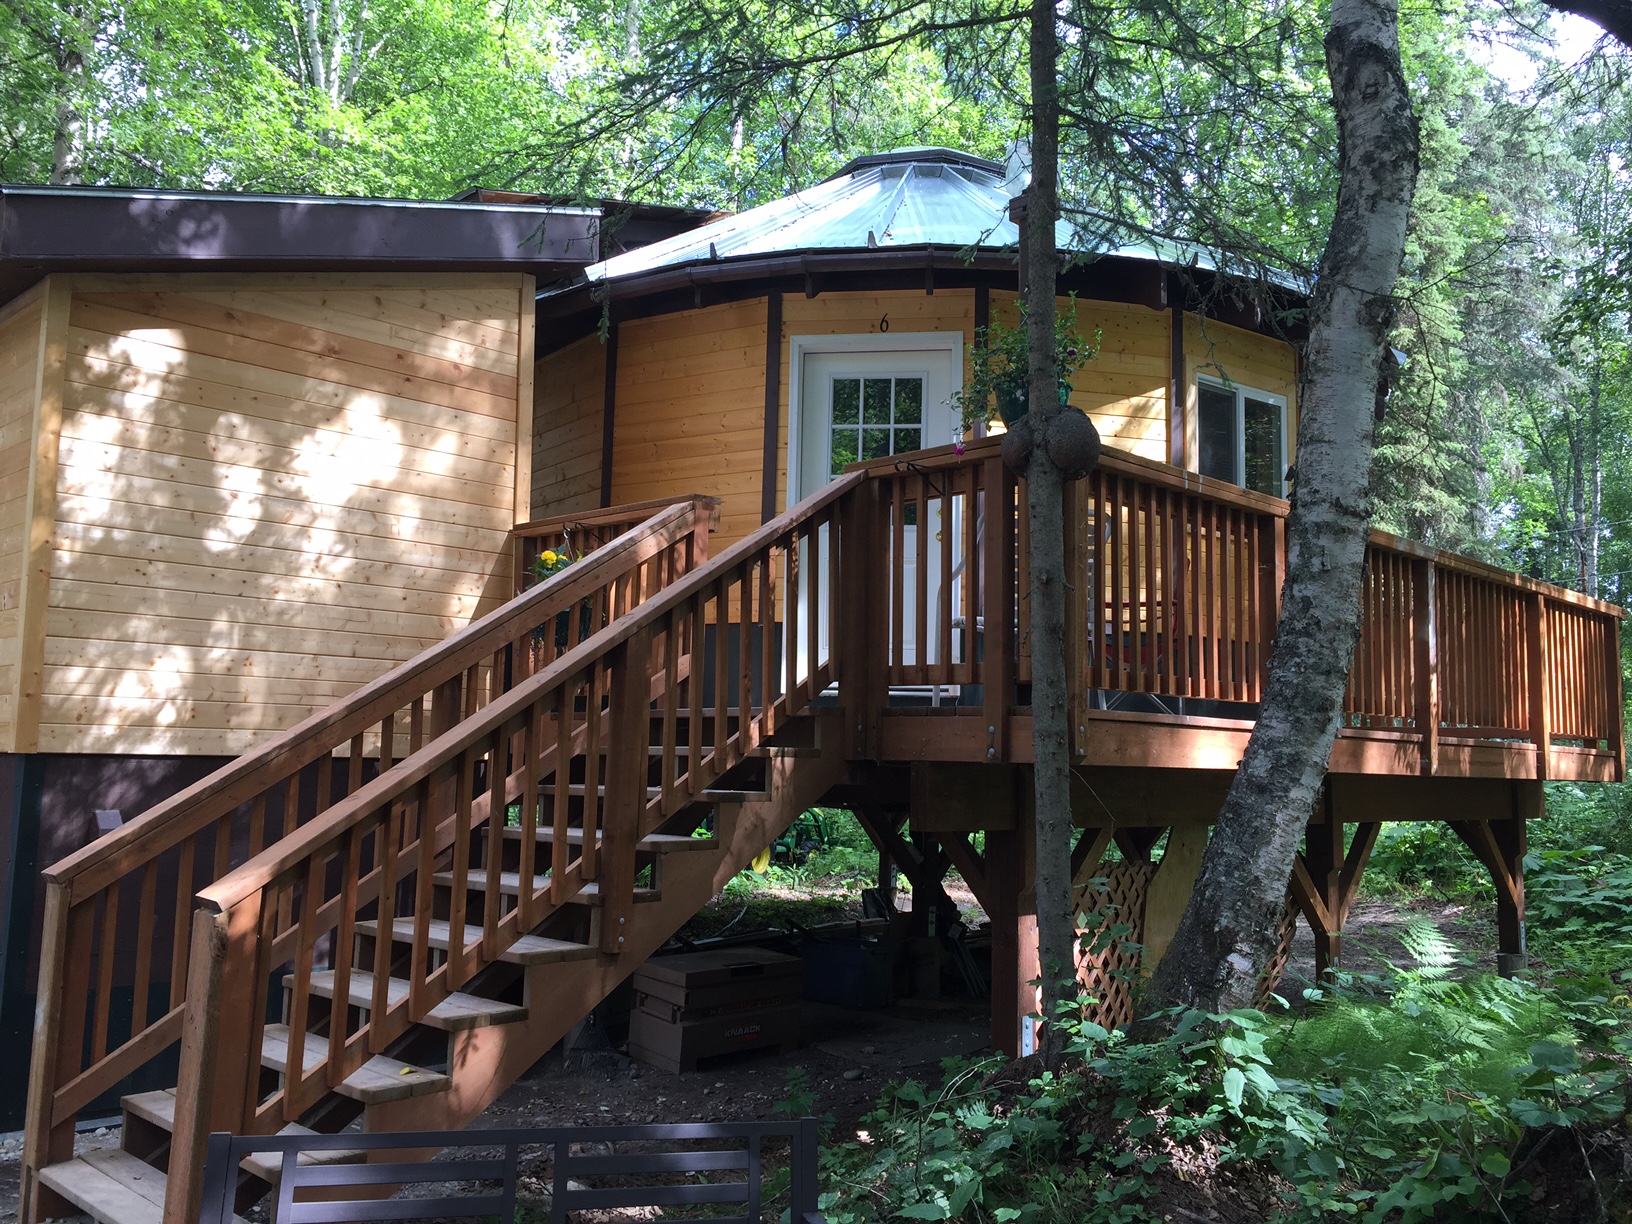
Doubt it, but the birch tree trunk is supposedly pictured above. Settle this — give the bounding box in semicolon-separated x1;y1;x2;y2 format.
1021;0;1077;1065
1143;0;1419;1015
49;6;87;184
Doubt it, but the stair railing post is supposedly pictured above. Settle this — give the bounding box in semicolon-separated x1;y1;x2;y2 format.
1525;591;1552;781
837;478;885;760
21;881;85;1222
1412;559;1438;776
165;895;265;1224
599;625;652;954
982;458;1016;763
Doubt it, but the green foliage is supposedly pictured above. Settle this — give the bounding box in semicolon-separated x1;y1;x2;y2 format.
817;922;1631;1224
947;300;1101;435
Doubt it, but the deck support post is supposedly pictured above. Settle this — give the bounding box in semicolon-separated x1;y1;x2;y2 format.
1449;784;1533;977
1288;790;1380;984
983;823;1037;1058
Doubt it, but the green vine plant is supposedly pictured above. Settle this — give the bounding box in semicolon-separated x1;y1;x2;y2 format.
947;296;1102;440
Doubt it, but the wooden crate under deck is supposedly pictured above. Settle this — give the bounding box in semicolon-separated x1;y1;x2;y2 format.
628;948;804;1072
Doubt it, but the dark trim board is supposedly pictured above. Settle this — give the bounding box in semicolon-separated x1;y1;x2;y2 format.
600;323;619;507
762;291;783;522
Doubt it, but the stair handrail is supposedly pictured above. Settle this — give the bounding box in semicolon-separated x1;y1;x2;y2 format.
160;471;863;1224
21;496;713;1224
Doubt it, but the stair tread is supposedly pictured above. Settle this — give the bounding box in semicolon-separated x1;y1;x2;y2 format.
120;1089;364;1184
356;918;597;966
40;1149;249;1224
260;1024;450;1104
500;827;718;853
293;971;528;1030
435;869;662;903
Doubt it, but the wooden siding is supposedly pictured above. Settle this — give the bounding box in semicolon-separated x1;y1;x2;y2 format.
41;273;532;755
0;288;46;750
991;291;1171;462
1182;312;1300;472
611;299;769;549
544;286;1299;553
531;333;605;519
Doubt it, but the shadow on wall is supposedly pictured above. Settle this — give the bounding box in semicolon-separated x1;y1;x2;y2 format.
49;285;521;754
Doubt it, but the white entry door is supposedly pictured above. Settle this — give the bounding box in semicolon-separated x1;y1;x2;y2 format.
791;336;961;677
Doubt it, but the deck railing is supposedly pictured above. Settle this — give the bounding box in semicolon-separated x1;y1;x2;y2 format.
852;438;1623;774
22;499;713;1221
512;496;719;596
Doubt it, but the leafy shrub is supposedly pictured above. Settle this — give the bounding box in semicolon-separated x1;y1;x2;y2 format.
816;925;1630;1223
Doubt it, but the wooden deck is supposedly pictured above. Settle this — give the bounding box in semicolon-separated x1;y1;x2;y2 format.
18;443;1622;1224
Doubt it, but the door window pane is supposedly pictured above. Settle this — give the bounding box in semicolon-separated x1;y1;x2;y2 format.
863;379;893;425
1243;396;1283;496
833;378;861;425
830;375;925;476
895;379;923;424
1198;384;1238;483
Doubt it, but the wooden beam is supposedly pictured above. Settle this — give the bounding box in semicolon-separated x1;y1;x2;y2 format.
599;322;618;508
1113;827;1163;862
760;292;782;523
1070;827;1113;886
1168;295;1185;469
936;833;991;914
1336;821;1381;929
14;274;70;753
514;274;536;530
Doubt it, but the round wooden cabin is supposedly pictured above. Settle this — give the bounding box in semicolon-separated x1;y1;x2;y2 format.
531;147;1303;552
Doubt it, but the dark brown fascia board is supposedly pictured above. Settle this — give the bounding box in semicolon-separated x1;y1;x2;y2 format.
0;183;600;267
533;247;1308;355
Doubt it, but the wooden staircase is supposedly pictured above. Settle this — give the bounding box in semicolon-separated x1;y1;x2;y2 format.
21;483;859;1224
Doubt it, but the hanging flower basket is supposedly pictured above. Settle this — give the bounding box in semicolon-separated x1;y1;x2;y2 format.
996;377;1074;427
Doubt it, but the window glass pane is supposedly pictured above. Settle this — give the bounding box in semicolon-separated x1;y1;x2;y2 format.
1243;397;1282;496
894;378;923;425
832;378;860;425
893;427;920;454
830;429;859;475
861;427;890;460
1197;384;1238;483
863;379;892;425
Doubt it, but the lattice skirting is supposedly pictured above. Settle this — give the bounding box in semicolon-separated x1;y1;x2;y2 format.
1073;865;1300;1029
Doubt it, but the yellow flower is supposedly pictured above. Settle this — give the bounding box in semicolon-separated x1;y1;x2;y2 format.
541;550;559;565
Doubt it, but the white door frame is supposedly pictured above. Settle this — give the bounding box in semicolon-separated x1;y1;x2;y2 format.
785;330;966;509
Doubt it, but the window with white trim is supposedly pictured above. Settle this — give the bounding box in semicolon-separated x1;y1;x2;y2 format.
1196;379;1288;497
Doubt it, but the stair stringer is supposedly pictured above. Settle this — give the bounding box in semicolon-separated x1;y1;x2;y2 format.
362;717;850;1133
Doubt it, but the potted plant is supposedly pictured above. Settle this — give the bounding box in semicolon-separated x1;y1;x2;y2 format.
529;547;594;650
950;296;1099;434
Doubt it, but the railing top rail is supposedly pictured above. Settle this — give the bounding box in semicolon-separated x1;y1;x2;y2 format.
1366;527;1624;618
851;437;1623;620
848;437;1293;515
45;501;701;901
514;493;721;540
198;470;865;913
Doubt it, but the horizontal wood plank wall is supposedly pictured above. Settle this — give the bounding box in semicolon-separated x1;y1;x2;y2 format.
42;273;529;755
0;291;46;750
612;298;769;550
991;292;1170;462
1183;312;1300;472
531;333;606;519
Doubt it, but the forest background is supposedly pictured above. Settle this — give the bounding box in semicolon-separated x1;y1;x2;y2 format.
5;0;1632;1218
